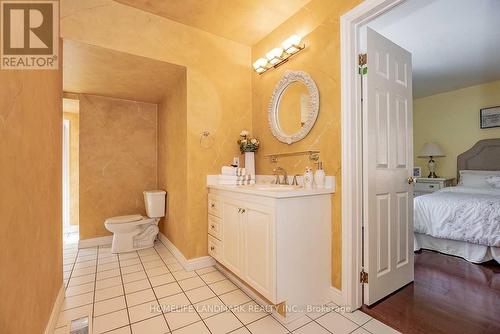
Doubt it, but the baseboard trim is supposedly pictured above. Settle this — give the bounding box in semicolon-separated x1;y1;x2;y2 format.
158;232;215;271
78;235;113;248
330;286;345;307
215;263;270;307
216;264;306;325
44;284;64;334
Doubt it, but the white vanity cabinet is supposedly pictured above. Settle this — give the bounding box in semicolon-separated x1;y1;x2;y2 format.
209;195;275;300
207;185;333;315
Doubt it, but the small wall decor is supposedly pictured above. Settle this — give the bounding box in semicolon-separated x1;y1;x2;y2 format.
480;106;500;129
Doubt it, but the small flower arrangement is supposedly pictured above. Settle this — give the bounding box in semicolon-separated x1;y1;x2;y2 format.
238;130;260;153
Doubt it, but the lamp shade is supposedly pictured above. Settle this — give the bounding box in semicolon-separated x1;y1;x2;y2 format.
266;47;284;65
418;142;445;157
282;34;302;54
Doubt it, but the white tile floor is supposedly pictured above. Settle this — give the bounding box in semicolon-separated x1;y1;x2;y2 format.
58;240;400;334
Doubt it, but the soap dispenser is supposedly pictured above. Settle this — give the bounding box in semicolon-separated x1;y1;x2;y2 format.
314;161;326;188
304;167;314;189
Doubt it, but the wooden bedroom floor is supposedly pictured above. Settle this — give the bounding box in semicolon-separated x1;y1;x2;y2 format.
361;250;500;334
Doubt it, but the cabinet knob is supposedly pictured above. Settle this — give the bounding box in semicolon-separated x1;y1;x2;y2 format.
211;224;215;229
210;203;215;208
210;246;215;251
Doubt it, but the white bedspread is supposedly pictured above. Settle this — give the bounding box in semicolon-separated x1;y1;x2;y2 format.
414;186;500;247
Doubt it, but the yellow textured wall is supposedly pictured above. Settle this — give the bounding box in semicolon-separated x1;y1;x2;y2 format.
0;68;62;332
79;95;157;239
63;111;79;226
157;71;189;255
252;0;361;289
414;80;500;178
61;0;252;257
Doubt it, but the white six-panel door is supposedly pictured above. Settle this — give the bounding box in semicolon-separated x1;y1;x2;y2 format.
363;28;414;305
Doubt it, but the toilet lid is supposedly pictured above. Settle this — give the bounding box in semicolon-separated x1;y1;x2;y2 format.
105;214;143;224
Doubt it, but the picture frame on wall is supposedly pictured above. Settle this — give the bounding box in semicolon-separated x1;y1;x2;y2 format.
413;167;422;178
480;106;500;129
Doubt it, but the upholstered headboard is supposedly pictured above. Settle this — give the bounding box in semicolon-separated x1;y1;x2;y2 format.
457;138;500;180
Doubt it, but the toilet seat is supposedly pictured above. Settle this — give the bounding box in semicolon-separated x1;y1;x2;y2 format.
104;214;159;253
105;214;143;225
104;215;155;234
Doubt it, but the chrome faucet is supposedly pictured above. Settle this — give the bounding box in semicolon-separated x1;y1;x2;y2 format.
272;167;289;185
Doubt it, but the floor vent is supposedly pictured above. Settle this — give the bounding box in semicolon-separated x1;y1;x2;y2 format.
70;317;89;334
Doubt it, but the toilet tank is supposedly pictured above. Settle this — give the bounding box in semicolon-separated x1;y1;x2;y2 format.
144;190;166;218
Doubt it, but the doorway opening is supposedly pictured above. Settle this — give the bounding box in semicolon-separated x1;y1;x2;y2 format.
62;97;80;246
342;0;500;333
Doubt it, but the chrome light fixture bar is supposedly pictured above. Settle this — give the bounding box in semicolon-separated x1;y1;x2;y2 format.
252;34;305;74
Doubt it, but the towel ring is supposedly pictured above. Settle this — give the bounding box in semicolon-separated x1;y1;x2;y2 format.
200;131;214;148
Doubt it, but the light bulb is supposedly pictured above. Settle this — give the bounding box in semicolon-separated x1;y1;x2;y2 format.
252;58;268;73
282;34;302;54
266;48;284;65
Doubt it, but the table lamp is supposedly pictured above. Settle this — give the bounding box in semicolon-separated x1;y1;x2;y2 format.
418;142;445;178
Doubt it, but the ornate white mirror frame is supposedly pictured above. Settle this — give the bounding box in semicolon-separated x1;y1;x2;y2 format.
268;70;320;144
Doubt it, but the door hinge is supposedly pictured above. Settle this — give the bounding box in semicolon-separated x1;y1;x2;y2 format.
358;53;367;66
360;270;368;284
358;53;367;75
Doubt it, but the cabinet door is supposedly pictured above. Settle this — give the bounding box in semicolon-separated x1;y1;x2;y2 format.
222;200;244;275
242;203;275;301
208;235;222;261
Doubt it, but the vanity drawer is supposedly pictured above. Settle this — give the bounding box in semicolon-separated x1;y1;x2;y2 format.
208;215;222;240
208;235;222;260
208;195;222;218
414;182;439;192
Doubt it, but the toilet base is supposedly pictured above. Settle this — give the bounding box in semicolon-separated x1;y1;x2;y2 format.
111;242;156;254
110;222;160;253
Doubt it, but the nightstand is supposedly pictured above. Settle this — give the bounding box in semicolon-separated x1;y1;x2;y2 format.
414;177;455;197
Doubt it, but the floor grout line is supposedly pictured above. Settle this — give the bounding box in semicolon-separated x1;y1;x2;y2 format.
191;266;291;334
151;243;213;334
90;246;100;331
195;268;259;333
154;237;288;334
64;247;80;291
116;249;133;333
135;246;172;333
62;240;371;334
157;241;247;333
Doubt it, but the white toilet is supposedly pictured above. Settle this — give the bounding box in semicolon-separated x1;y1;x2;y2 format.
104;190;166;253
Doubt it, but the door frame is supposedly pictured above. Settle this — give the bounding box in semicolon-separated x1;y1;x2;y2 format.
340;0;407;310
62;118;70;227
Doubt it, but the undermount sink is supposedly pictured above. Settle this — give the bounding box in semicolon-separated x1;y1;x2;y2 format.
242;184;301;191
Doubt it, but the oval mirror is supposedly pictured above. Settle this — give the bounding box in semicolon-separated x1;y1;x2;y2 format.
268;70;319;144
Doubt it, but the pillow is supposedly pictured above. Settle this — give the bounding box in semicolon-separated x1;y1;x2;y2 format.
486;176;500;189
459;170;500;188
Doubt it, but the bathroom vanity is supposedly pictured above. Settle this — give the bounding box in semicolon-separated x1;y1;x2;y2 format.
207;178;335;321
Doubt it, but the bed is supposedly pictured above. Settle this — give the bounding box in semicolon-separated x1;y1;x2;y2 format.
413;139;500;263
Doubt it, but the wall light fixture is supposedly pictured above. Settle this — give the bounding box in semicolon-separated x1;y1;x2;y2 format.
252;34;305;74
